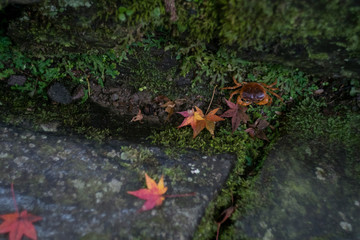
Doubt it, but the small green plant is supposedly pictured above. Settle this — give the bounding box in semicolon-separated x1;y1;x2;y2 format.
117;6;134;22
0;33;128;100
350;79;360;96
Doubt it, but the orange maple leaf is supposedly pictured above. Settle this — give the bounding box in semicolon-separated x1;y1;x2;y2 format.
0;183;42;240
128;173;168;211
192;106;224;138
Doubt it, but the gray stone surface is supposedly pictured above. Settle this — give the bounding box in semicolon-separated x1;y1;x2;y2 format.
235;136;360;240
7;75;26;86
0;122;234;239
47;82;72;104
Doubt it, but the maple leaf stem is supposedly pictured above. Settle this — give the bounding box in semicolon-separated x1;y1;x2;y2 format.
205;85;217;115
216;223;221;240
164;192;196;198
10;182;19;214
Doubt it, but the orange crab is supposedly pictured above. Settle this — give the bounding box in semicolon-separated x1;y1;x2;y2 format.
223;76;283;106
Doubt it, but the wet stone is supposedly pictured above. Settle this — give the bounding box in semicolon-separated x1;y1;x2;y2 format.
0;121;234;239
235;135;360;240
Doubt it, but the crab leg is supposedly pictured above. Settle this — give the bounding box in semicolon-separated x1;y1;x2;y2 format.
227;89;241;101
259;84;282;102
266;80;278;88
256;96;271;105
265;89;283;102
232;76;242;85
222;76;243;90
259;82;283;102
237;97;251;106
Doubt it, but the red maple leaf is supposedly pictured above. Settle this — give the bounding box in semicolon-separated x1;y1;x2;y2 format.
128;173;195;212
221;99;249;133
0;211;42;240
216;194;237;240
128;173;168;212
0;183;42;240
245;117;270;141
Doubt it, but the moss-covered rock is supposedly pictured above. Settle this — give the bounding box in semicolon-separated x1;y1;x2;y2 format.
233;104;360;240
3;0;360;78
234;135;360;240
0;121;235;239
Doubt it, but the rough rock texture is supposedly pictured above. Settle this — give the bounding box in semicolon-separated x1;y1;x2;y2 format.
0;121;235;239
7;75;26;86
47;82;72;104
235;136;360;240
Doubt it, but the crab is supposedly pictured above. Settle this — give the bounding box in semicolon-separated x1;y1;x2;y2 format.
223;76;283;106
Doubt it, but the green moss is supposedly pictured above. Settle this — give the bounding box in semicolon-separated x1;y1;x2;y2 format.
194;176;261;240
149;126;247;160
120;146;159;168
125;46;178;97
308;52;330;61
284;97;359;144
80;232;112;240
162;165;187;183
284;97;360;180
219;0;360;52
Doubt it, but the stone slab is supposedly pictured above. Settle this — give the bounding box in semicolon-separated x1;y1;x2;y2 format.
0;122;235;239
235;136;360;240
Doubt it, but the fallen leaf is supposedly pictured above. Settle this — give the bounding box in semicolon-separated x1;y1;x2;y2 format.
130;109;144;123
153;95;171;103
221;99;249;133
215;194;237;240
0;211;42;240
128;173;168;211
0;184;42;240
216;206;236;240
177;108;196;130
158;97;186;121
192;106;224;138
245;118;270;141
161;101;176;121
128;173;196;212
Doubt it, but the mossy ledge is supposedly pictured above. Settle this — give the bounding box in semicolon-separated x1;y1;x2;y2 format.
1;0;360;78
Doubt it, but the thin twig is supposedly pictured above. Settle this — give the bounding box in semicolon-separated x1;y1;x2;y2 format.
206;85;217;115
86;75;91;96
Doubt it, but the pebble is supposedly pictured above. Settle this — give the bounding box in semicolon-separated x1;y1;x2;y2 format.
47;82;72;104
7;75;26;86
339;221;352;232
314;89;324;95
